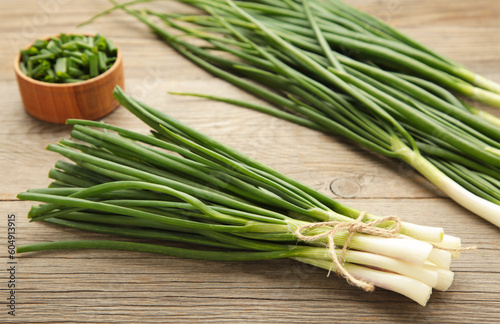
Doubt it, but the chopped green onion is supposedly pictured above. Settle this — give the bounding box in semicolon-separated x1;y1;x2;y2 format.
68;66;85;78
29;60;50;78
97;51;108;72
105;37;117;55
18;33;118;83
19;61;28;75
28;51;54;61
20;49;30;62
61;41;79;51
88;53;98;77
54;57;70;78
51;37;62;48
75;40;95;51
32;39;48;49
46;40;62;55
44;67;57;82
27;46;39;55
94;33;107;51
63;78;87;83
60;33;70;43
69;56;85;67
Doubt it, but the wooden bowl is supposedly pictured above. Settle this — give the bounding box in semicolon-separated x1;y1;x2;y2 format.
14;39;124;124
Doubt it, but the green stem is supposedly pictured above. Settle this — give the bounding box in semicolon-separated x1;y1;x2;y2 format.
17;240;300;261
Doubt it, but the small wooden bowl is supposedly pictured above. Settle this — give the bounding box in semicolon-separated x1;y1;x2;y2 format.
14;38;124;124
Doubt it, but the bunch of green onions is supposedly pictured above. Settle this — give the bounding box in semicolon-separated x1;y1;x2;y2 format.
18;87;467;306
84;0;500;227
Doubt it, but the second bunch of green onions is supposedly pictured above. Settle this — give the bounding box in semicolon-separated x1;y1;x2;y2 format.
89;0;500;227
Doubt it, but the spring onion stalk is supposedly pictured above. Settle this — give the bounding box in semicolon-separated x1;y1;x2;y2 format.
392;137;500;228
430;234;462;259
83;0;500;227
17;87;470;306
423;263;455;292
296;258;433;307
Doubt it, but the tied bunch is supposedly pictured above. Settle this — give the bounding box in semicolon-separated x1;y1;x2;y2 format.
18;87;469;306
84;0;500;227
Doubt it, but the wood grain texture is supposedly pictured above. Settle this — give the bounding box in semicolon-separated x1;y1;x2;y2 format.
1;0;499;323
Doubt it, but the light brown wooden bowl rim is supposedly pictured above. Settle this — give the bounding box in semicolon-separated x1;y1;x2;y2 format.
13;34;122;89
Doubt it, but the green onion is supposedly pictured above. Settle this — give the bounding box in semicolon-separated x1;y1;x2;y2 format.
63;78;87;83
94;33;108;51
17;86;472;306
32;39;48;49
88;53;99;78
97;51;108;72
85;0;500;227
19;61;28;75
61;40;79;51
29;60;50;78
105;37;118;55
68;67;85;78
18;33;118;83
54;57;70;79
28;50;54;61
60;33;70;43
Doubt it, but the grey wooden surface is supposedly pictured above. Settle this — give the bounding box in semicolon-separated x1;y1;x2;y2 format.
1;0;499;322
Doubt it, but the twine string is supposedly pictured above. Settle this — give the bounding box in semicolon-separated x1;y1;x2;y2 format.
294;211;402;292
295;211;477;292
433;245;477;252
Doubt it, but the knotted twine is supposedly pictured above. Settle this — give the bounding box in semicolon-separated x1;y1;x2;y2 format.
294;211;402;292
294;211;476;292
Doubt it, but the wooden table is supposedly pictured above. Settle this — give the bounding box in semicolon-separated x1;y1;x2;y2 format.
1;1;499;322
